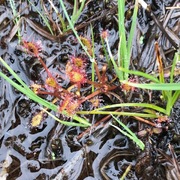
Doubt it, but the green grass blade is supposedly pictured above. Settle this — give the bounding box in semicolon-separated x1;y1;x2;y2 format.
118;0;127;80
88;103;166;114
77;111;158;118
105;38;121;79
9;0;21;42
48;0;66;32
119;67;160;83
71;0;86;25
121;81;180;91
42;108;90;127
117;39;124;79
90;24;95;92
27;0;54;35
59;0;93;61
101;36;111;68
166;90;180;115
170;52;179;83
171;90;180;107
112;115;137;138
0;57;32;91
0;71;57;111
9;0;18;18
127;0;138;76
71;114;91;126
72;0;78;21
111;115;145;150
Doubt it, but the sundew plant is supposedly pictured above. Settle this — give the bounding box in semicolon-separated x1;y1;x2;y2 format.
0;0;179;150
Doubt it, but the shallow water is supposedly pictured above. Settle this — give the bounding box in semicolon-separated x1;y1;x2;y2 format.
0;0;179;179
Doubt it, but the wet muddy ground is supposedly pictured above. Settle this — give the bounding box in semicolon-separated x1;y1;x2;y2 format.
0;0;180;179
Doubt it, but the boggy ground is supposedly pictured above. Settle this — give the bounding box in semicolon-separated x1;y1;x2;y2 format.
0;0;180;179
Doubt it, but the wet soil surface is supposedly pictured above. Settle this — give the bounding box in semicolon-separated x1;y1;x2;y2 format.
0;0;180;179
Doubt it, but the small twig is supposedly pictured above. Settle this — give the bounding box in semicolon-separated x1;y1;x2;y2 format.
76;108;122;140
134;116;156;127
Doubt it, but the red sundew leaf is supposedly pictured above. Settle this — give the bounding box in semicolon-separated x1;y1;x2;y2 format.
31;111;43;127
46;77;57;88
59;94;81;116
31;84;42;94
101;30;108;39
68;70;87;84
71;57;87;69
66;100;80;115
121;77;138;92
22;40;42;57
80;36;93;56
59;94;72;112
65;61;73;74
